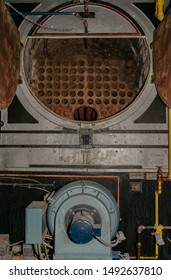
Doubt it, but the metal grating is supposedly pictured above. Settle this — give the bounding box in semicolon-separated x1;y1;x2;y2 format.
25;38;148;121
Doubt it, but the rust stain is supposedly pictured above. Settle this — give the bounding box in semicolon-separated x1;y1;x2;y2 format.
153;7;171;107
26;38;143;121
0;0;20;110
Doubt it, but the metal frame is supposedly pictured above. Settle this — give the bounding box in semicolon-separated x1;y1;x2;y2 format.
0;0;168;175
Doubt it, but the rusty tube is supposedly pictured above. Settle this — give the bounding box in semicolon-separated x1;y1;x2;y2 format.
136;225;143;260
137;241;141;260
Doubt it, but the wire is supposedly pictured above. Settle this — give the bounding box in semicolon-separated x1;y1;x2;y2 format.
119;252;130;260
167;237;171;243
9;240;24;246
94;236;119;248
38;244;46;260
34;228;53;259
43;241;53;249
44;244;50;260
5;2;77;32
0;182;51;194
45;235;53;240
111;238;120;245
0;176;42;185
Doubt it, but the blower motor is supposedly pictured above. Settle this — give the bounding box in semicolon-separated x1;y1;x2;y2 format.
26;180;120;259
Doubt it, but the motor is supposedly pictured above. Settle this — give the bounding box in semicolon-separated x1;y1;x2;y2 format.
25;180;126;259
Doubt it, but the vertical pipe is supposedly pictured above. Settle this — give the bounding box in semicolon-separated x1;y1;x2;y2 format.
155;190;159;226
155;241;159;259
168;108;171;179
155;190;159;258
155;0;164;21
136;230;142;260
137;241;141;260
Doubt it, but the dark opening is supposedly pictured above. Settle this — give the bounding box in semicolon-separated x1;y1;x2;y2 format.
74;107;98;121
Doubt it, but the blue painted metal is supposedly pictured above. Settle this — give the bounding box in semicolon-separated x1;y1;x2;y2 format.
10;12;75;16
47;180;119;238
10;11;95;18
47;180;120;259
68;210;101;244
69;219;94;244
25;201;47;244
112;251;120;260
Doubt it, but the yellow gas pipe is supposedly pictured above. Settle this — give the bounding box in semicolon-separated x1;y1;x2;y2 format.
154;190;160;258
139;2;167;259
134;169;163;260
136;114;171;259
155;0;164;21
133;0;171;260
154;167;163;258
139;175;161;260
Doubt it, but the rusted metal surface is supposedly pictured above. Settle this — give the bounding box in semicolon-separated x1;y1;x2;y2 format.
153;7;171;107
0;0;20;110
25;38;148;121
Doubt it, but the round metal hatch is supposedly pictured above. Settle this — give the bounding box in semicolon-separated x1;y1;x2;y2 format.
25;37;149;121
20;1;154;129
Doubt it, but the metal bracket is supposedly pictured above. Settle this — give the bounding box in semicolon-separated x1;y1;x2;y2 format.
79;129;93;147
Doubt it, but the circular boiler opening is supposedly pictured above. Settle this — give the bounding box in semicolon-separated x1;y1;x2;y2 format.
74;107;98;121
24;37;150;121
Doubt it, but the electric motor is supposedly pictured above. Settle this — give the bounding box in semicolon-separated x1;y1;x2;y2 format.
47;180;119;259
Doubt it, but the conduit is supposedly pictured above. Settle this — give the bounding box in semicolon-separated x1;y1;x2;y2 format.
0;174;120;206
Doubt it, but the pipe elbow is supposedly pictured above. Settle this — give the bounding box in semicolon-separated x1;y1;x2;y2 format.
137;225;144;233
